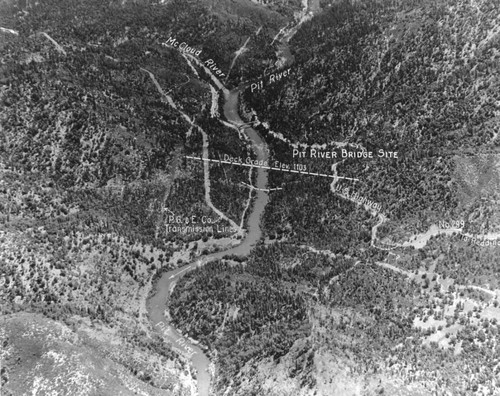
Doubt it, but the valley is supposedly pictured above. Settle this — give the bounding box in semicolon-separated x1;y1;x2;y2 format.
1;0;500;395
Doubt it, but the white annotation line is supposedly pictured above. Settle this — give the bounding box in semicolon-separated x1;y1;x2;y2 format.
169;267;190;279
240;182;283;191
185;156;359;181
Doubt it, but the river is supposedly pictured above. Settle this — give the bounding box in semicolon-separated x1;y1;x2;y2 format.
146;89;270;396
146;2;314;389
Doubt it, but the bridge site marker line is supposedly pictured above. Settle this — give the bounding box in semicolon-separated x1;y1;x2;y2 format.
185;156;359;181
240;182;283;191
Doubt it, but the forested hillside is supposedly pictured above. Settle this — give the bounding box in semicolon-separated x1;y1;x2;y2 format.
169;244;354;392
170;240;500;395
242;0;500;247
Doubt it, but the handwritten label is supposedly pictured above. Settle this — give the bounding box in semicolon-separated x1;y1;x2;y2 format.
163;37;202;56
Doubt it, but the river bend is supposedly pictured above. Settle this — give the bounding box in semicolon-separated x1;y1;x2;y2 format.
147;89;269;396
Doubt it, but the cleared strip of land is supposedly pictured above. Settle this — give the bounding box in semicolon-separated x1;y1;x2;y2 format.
185;156;359;181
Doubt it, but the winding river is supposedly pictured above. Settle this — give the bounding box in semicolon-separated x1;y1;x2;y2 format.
145;1;315;389
146;90;270;396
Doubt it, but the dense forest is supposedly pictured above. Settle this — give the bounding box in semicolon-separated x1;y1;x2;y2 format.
2;0;500;394
169;244;356;392
241;0;500;248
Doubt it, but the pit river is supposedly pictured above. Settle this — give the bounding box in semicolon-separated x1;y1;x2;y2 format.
146;89;270;396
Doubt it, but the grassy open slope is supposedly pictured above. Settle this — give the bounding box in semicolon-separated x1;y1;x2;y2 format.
0;313;192;396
